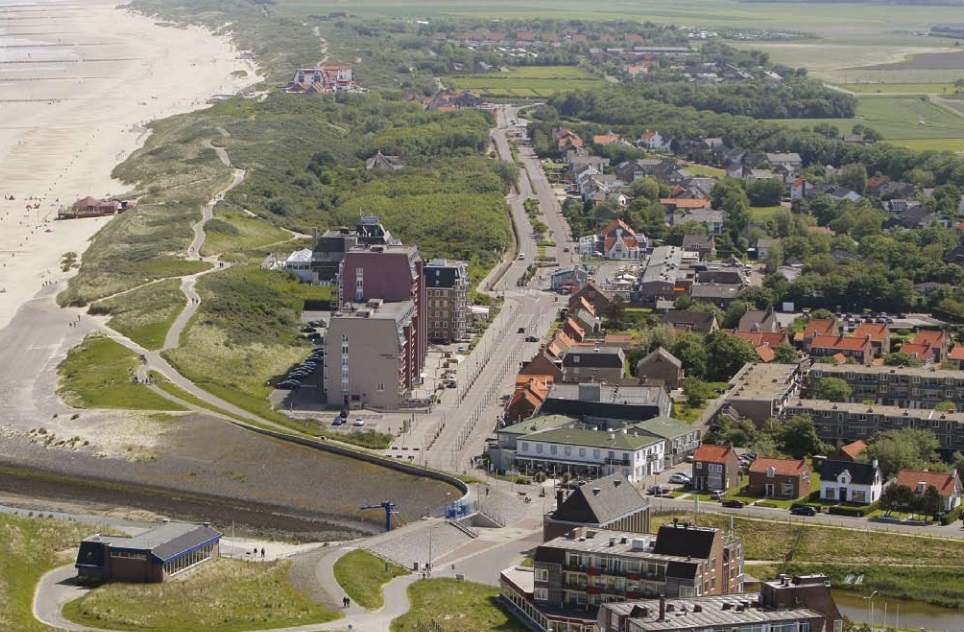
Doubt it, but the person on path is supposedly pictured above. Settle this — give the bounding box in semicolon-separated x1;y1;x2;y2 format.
260;547;265;559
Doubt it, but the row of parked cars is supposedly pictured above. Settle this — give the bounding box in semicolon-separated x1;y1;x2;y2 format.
277;348;324;390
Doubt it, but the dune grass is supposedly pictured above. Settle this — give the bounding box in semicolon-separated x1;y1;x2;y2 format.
90;279;187;350
62;558;342;632
57;335;187;412
0;513;94;632
333;549;409;609
391;578;526;632
201;207;295;258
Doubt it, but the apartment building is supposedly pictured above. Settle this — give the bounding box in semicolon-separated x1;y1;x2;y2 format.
785;399;964;454
807;364;964;411
337;243;427;381
323;299;418;410
599;574;842;632
514;427;665;483
423;258;468;344
500;523;744;632
722;363;801;425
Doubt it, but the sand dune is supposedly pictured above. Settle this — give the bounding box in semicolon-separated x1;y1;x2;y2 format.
0;0;260;328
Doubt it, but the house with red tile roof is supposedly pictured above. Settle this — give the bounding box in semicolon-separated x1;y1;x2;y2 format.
896;343;935;363
946;345;964;369
796;319;840;349
733;331;790;363
809;334;874;364
505;377;552;423
691;444;740;492
895;469;963;512
595;218;644;260
639;129;673;151
837;439;867;462
660;198;711;213
910;330;950;363
852;322;890;355
554;127;585;152
593;132;621;146
563;317;586;342
519;351;563;382
747;458;811;499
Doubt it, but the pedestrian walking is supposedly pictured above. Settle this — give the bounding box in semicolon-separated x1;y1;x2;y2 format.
260;547;265;559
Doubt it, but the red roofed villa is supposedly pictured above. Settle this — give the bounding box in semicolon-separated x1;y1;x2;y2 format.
747;457;811;499
895;469;963;512
691;444;740;492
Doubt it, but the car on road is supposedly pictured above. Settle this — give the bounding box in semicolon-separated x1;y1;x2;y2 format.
524;335;539;342
331;417;346;426
668;473;692;484
562;247;570;252
648;484;671;496
518;253;526;260
721;499;746;508
352;417;366;426
790;505;818;516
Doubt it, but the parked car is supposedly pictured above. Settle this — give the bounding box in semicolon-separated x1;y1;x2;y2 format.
668;473;692;484
563;247;570;252
710;490;726;500
648;484;671;496
331;417;346;426
299;326;315;333
352;417;366;426
791;505;818;516
276;380;299;390
721;499;746;508
524;335;539;342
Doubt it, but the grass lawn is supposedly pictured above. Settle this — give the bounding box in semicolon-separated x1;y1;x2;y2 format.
447;66;605;99
749;206;784;223
91;278;186;350
0;513;93;632
63;558;341;631
390;578;527;632
683;163;726;177
333;550;409;609
776;95;964;151
840;82;960;94
57;335;187;412
201;207;296;258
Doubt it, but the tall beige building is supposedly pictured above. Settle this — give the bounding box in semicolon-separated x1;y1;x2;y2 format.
423;258;468;344
324;299;416;410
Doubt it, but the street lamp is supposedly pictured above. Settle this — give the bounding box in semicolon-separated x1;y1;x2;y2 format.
863;590;878;631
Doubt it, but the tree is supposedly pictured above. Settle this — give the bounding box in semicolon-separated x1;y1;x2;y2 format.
879;483;915;515
672;332;709;380
885;351;923;367
777;414;828;459
935;401;957;413
705;331;758;381
864;428;941;479
921;484;943;518
837;163;868;194
747;178;786;207
773;343;799;364
684;378;715;407
814;377;852;402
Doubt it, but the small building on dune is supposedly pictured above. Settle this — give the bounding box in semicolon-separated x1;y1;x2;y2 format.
59;196;122;219
75;521;221;583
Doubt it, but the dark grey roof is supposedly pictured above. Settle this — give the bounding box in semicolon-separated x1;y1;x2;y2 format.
152;525;222;562
551;474;649;526
819;459;879;485
665;560;699;580
637;347;682;371
424;259;464;288
662;310;716;334
562;347;624;368
91;522;222;563
652;523;717;559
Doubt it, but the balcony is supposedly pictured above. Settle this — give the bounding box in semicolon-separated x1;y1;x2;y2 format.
587;567;602;576
586;586;602;595
625;591;640;599
626;572;640;580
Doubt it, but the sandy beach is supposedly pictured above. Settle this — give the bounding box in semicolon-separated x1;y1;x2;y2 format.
0;0;259;329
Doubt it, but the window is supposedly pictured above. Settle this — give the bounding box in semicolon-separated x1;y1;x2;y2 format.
781;483;794;495
824;488;836;500
708;463;722;473
696;462;703;469
565;446;572;456
593;449;600;459
536;444;544;454
534;588;548;602
377;383;385;392
550;444;558;455
521;442;529;452
579;447;586;457
536;569;549;582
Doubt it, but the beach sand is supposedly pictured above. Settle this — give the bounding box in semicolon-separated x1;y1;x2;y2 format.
0;0;260;328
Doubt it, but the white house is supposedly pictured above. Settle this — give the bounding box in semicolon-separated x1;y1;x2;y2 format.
639;130;673;151
515;427;664;483
819;459;885;505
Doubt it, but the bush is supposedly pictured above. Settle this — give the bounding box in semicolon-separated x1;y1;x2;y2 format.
336;430;393;450
828;504;876;517
940;505;964;526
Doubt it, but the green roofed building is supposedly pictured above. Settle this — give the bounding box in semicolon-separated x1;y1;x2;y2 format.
630;416;701;467
515;427;664;483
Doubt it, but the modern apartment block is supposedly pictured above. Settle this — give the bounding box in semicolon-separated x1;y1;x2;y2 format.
501;522;744;632
807;364;964;411
423;258;468;344
323;299;418;410
722;363;801;425
785;399;964;455
337;243;427;383
599;574;842;632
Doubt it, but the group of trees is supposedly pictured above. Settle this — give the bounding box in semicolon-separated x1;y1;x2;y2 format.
704;413;829;460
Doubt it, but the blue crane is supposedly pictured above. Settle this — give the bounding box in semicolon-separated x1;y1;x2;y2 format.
360;500;396;531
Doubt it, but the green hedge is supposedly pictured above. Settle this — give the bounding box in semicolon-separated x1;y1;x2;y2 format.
828;504;876;517
940;505;964;526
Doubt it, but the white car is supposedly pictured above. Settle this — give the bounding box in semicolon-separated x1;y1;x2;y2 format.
352;418;366;426
668;473;692;484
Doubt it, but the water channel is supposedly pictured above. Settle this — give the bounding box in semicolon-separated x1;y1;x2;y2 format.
832;590;964;632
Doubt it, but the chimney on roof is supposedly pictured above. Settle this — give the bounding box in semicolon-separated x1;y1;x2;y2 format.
592;487;601;496
659;596;666;621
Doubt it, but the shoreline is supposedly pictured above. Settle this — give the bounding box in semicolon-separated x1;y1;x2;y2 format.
0;0;262;331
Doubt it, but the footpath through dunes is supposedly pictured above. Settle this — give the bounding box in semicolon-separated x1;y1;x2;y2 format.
0;0;259;332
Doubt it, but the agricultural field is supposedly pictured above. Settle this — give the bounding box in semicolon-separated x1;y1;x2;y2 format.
777;95;964;152
446;66;605;99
